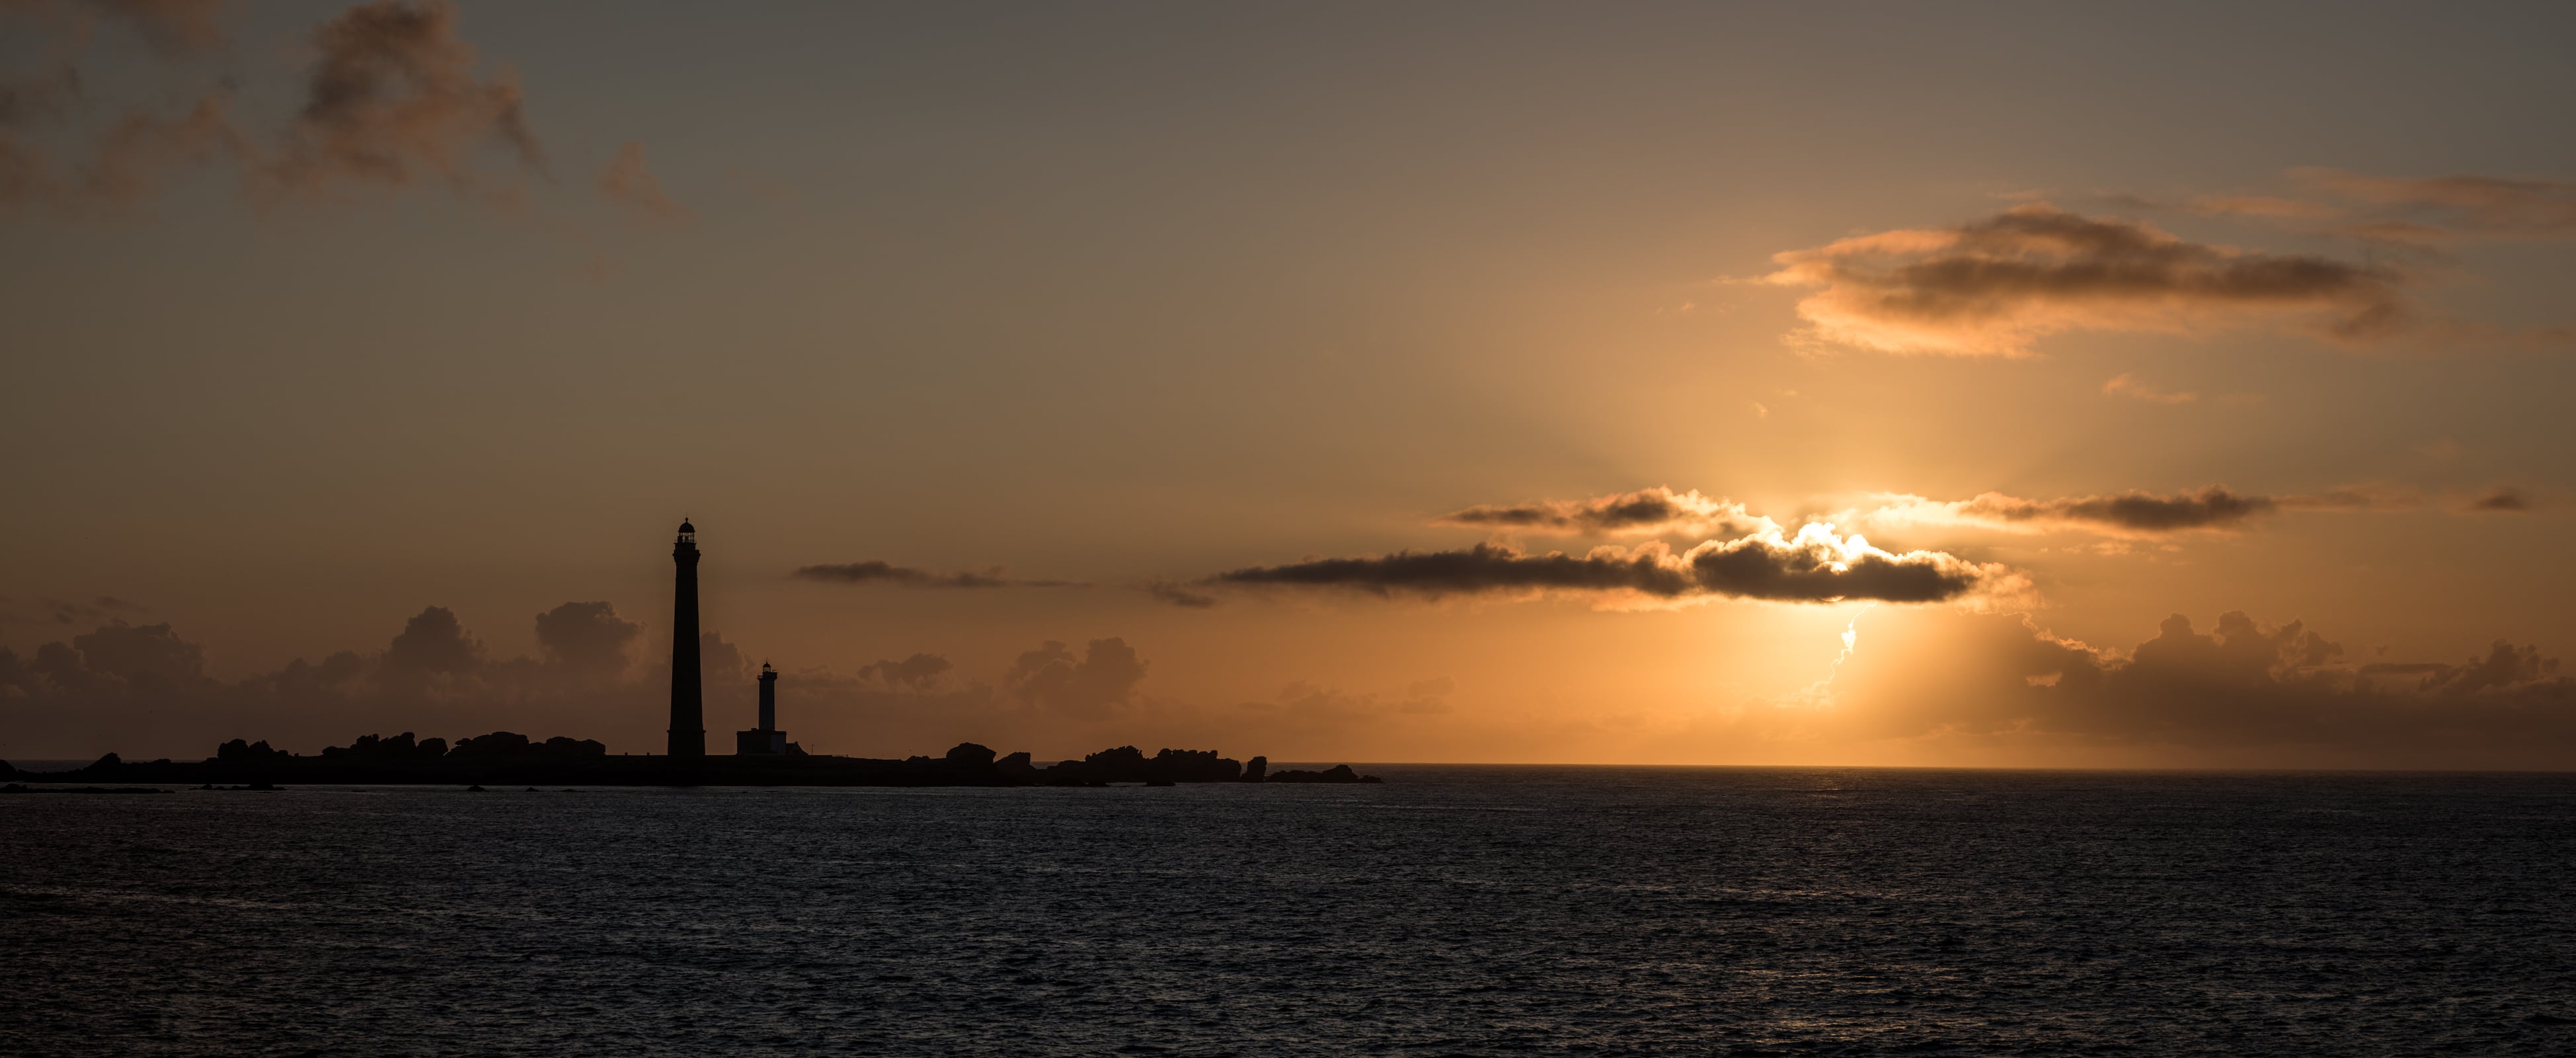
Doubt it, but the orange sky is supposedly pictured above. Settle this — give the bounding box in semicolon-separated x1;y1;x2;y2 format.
5;1;2575;766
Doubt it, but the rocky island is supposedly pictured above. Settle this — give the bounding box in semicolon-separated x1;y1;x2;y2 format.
2;733;1383;789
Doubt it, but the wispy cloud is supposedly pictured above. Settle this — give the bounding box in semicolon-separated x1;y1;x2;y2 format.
2464;487;2535;514
2101;372;2197;405
1861;485;2413;538
793;561;1083;589
2290;168;2576;243
596;140;685;221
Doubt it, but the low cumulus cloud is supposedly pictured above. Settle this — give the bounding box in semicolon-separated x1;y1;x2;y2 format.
1819;610;2576;768
1435;486;1773;538
1212;525;2019;606
857;652;951;690
0;601;758;756
793;561;1083;589
1003;638;1148;718
1758;204;2405;356
0;603;1236;763
532;600;643;682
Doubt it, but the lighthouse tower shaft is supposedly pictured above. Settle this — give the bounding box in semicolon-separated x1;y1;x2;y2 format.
668;522;705;758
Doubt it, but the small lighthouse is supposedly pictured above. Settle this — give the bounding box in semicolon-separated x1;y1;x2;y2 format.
667;520;705;758
737;662;791;755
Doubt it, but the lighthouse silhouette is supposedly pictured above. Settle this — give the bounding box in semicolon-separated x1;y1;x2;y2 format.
667;519;705;758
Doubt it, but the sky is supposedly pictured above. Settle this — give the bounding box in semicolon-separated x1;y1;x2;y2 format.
5;1;2576;766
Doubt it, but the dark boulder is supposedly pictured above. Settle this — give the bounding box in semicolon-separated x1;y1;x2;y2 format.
1146;748;1241;783
1241;755;1267;782
945;743;997;768
995;751;1040;781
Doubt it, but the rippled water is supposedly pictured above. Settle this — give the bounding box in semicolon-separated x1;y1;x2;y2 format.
5;766;2573;1055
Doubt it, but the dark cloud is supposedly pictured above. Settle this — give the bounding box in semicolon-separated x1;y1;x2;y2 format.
857;653;951;690
1964;487;2276;533
1213;528;2015;606
2464;487;2533;513
1875;485;2417;537
793;561;1083;589
1004;637;1147;717
264;0;543;204
1435;487;1766;537
0;0;611;216
1760;204;2406;355
380;604;482;678
28;620;207;694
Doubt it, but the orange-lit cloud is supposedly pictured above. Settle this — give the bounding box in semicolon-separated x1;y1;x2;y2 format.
1435;485;1772;537
2101;372;2197;405
1759;204;2405;356
1212;524;2020;606
793;561;1084;589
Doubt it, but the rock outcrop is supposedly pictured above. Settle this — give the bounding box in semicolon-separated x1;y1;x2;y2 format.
1268;764;1382;784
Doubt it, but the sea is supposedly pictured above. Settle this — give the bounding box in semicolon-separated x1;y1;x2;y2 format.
3;766;2572;1056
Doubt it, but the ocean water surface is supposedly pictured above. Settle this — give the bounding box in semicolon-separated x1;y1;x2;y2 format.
5;766;2573;1056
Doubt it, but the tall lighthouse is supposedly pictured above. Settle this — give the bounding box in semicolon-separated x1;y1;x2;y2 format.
667;519;705;758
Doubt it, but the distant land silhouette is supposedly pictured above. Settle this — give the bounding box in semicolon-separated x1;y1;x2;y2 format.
1;522;1384;789
1;739;1381;788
